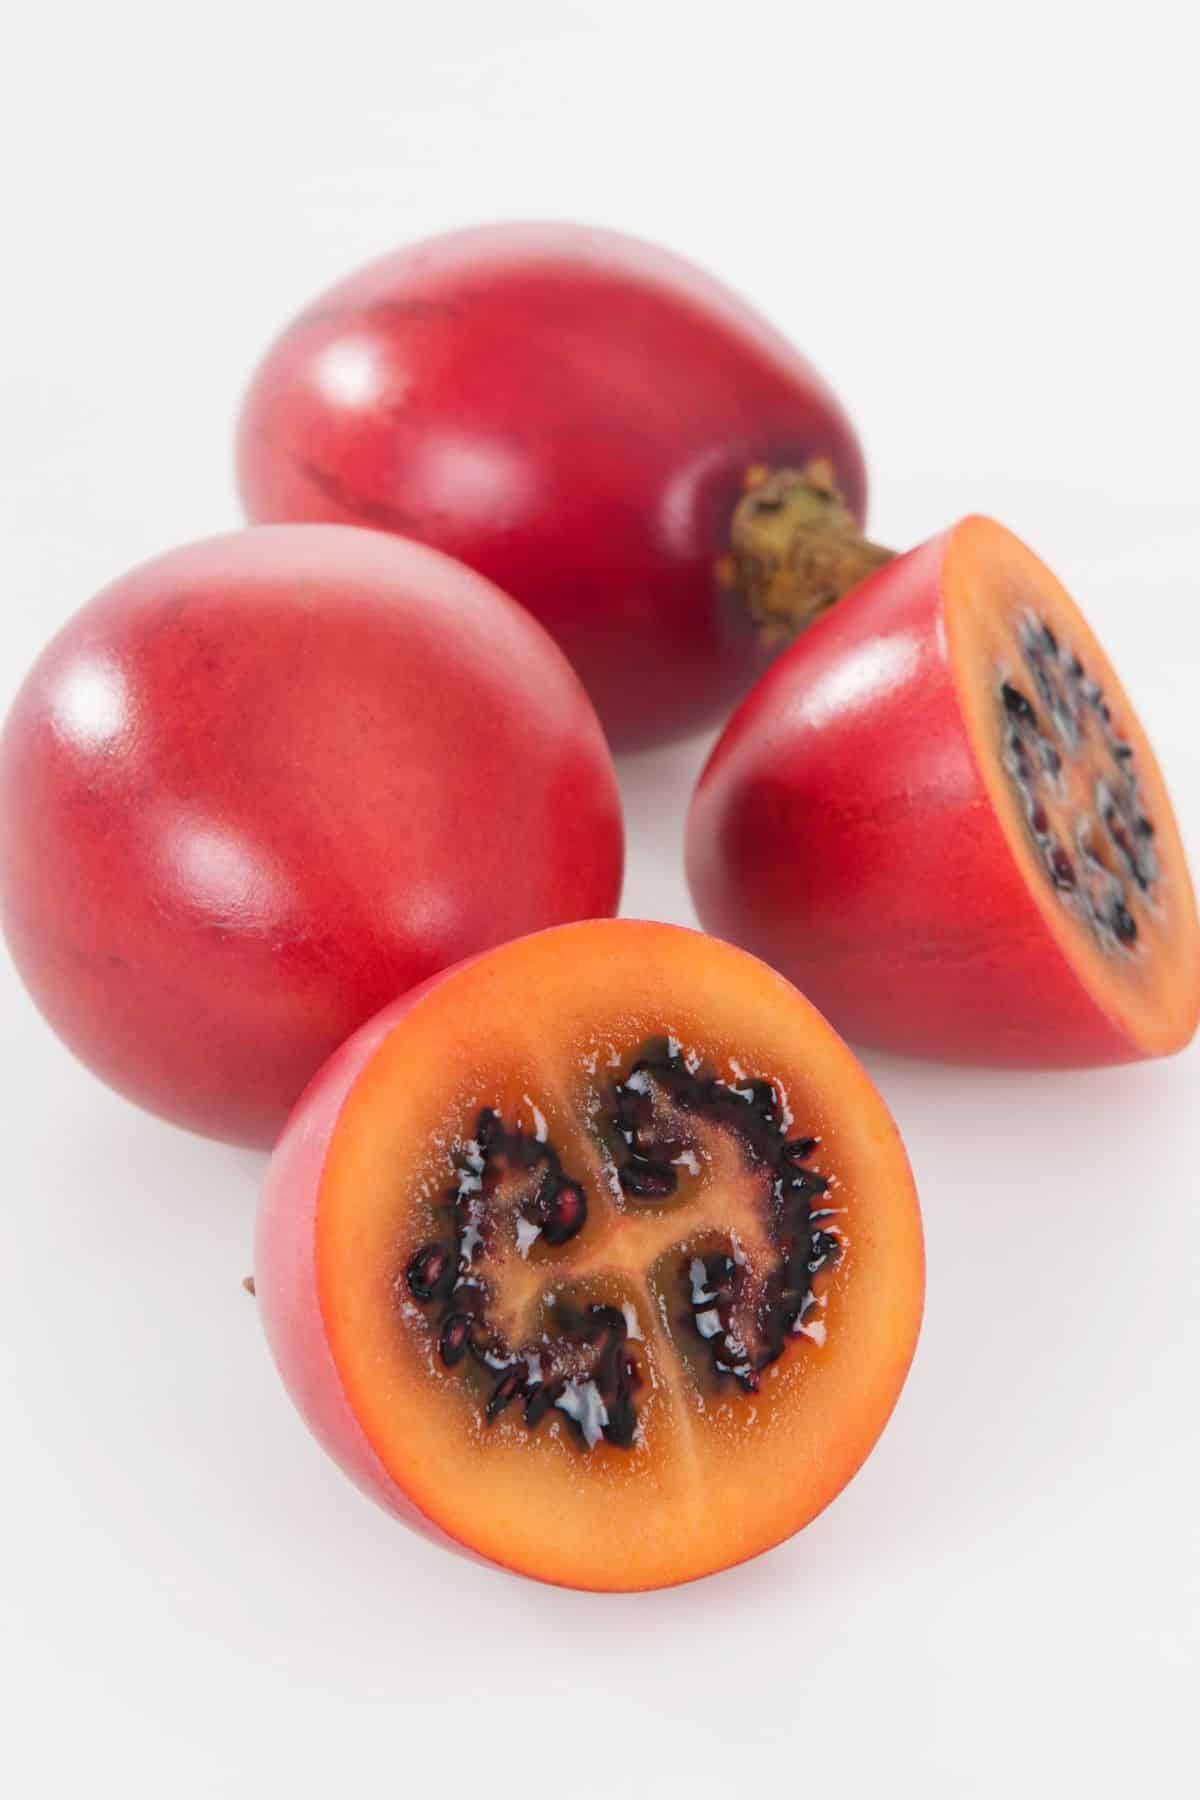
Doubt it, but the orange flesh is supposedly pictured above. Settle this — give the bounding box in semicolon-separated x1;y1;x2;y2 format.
946;517;1200;1056
315;922;924;1590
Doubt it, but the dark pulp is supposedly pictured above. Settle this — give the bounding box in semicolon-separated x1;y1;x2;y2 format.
1001;615;1158;948
401;1039;839;1452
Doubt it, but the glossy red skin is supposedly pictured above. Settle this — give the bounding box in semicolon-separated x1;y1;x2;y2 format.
0;526;623;1145
236;222;867;749
255;973;490;1567
686;530;1139;1065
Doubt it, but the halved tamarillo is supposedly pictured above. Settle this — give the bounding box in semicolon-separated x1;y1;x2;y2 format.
255;919;924;1591
236;222;875;749
687;517;1200;1065
0;525;622;1146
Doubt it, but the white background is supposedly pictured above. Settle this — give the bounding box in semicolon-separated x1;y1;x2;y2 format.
2;3;1197;1794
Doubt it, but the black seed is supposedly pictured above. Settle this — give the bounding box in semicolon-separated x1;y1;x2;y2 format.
811;1229;841;1264
782;1135;819;1164
540;1177;587;1246
603;1387;638;1448
485;1369;526;1421
744;1079;778;1116
1002;682;1038;727
438;1313;471;1368
406;1243;453;1302
600;1302;628;1344
620;1159;678;1199
1135;815;1155;838
688;1254;733;1305
1040;740;1062;778
615;1086;653;1134
1031;803;1050;836
1113;742;1134;762
474;1108;500;1149
1042;623;1059;657
788;1165;830;1197
523;1383;553;1427
1111;901;1138;945
1050;846;1077;889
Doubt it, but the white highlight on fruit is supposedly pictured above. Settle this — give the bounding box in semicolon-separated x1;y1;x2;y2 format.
315;338;387;409
49;658;129;751
674;1150;701;1176
689;1256;717;1303
621;1303;643;1341
515;1217;541;1258
166;816;285;926
556;1380;609;1449
800;632;922;730
522;1095;548;1142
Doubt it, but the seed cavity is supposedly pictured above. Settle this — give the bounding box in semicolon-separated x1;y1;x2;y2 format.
1001;615;1159;953
400;1047;838;1451
606;1040;838;1394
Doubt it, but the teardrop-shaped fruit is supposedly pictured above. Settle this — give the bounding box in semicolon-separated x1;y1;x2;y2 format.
236;222;867;749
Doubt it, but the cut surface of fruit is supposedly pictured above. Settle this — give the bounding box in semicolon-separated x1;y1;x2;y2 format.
945;518;1197;1056
256;921;924;1591
687;516;1200;1065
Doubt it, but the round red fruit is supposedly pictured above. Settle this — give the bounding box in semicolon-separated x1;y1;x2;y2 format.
0;526;623;1145
687;517;1200;1066
236;222;868;749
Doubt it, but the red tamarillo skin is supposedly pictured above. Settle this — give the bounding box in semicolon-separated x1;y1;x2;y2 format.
256;974;488;1563
686;518;1200;1066
0;526;623;1145
236;222;868;748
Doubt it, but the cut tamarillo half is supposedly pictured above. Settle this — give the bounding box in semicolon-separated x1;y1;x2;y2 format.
255;919;923;1591
236;222;876;749
687;517;1200;1066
